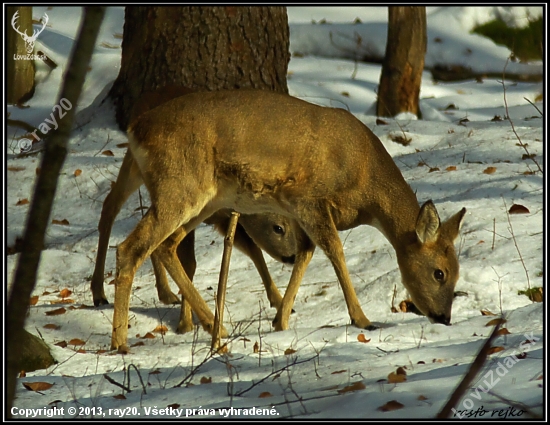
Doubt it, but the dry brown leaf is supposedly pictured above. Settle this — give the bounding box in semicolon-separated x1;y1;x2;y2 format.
167;403;180;409
58;288;72;298
77;348;86;354
259;391;272;398
496;328;511;336
396;366;407;375
152;324;168;335
30;295;39;306
337;381;366;394
480;309;496;316
331;370;347;375
200;376;212;384
116;142;129;148
509;204;530;214
418;395;428;401
149;369;162;375
387;372;407;383
446;166;457;171
46;307;66;316
51;219;70;226
55;341;68;348
142;332;155;339
8;166;26;172
536;375;543;380
68;338;86;346
357;333;371;343
43;324;60;330
74;169;82;177
131;341;145;347
16;198;29;206
96;349;107;354
487;346;505;355
113;394;126;400
284;348;297;355
483;166;497;174
376;118;389;125
102;150;114;156
23;381;54;392
50;299;75;305
378;400;404;412
485;318;506;327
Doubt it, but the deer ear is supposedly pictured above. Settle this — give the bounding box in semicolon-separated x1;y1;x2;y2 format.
442;207;467;241
416;200;441;244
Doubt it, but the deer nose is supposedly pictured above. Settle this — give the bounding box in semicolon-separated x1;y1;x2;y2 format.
281;255;295;265
430;314;451;326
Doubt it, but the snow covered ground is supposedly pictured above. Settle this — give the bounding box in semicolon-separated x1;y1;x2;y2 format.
6;6;544;419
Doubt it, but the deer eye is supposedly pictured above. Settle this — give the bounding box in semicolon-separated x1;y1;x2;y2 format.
434;269;445;282
273;225;285;235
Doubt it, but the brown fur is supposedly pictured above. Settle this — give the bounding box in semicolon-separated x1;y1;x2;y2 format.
111;89;466;352
92;86;297;337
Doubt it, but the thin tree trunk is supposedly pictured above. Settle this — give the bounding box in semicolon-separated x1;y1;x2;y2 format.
7;6;35;104
6;7;105;416
377;6;426;117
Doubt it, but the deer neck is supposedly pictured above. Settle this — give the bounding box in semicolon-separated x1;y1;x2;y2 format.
369;182;420;253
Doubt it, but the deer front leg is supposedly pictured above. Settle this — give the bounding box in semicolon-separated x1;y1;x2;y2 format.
272;229;315;331
306;219;373;330
176;230;196;334
232;224;284;310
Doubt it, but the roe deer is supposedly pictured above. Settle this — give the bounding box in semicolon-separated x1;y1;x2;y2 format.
91;86;297;334
111;89;466;352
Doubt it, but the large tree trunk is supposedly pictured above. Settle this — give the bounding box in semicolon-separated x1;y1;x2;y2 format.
6;7;105;416
376;7;426;118
110;6;290;130
7;6;35;104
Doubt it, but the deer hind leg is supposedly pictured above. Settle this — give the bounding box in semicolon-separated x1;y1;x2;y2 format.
111;207;182;352
111;201;217;352
156;221;227;338
272;226;315;331
150;229;196;307
92;152;143;306
301;208;373;330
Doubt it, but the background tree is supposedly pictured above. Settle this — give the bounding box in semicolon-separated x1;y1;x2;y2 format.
376;6;427;117
7;6;35;104
110;6;290;130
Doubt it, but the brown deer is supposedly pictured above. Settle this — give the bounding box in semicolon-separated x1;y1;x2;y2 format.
111;89;466;352
91;86;297;334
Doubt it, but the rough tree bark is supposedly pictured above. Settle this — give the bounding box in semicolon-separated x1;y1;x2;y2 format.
376;6;427;117
7;6;35;104
110;6;290;130
6;7;106;416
